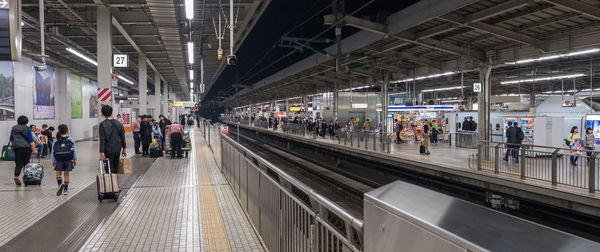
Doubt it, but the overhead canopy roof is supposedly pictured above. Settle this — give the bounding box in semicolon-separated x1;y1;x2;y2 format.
20;0;269;98
221;0;600;107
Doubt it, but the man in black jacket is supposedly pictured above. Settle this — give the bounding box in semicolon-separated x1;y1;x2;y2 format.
99;106;126;174
140;115;153;157
503;121;524;162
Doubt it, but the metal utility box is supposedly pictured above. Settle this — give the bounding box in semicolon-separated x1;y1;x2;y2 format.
363;181;600;252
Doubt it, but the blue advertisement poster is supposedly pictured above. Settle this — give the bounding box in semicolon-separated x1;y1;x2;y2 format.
585;115;600;143
33;65;55;119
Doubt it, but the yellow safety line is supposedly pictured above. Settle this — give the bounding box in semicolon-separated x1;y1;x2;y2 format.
195;130;232;252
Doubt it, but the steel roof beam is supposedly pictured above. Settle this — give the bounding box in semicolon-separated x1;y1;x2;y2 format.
544;0;600;19
440;13;545;51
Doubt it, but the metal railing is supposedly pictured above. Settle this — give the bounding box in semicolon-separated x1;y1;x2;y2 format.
280;123;393;154
470;141;599;193
220;134;363;251
454;131;479;148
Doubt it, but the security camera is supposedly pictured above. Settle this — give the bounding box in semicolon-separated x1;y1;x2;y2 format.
34;64;47;72
227;54;237;66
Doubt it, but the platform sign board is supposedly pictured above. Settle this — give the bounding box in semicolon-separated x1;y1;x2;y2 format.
111;74;118;87
0;0;22;61
473;83;482;92
289;106;302;112
33;65;55;119
70;74;82;118
173;101;183;107
89;80;98;118
113;54;128;68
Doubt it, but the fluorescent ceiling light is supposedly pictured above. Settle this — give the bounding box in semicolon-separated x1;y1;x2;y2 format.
421;86;465;93
185;0;194;20
190;82;194;88
392;71;456;83
500;73;585;85
507;48;600;65
190;70;194;80
191;88;194;93
117;75;134;85
187;41;194;64
440;100;462;103
66;47;97;66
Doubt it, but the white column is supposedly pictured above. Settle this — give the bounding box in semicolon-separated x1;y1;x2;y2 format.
162;80;168;116
97;5;112;120
154;71;161;118
138;53;147;115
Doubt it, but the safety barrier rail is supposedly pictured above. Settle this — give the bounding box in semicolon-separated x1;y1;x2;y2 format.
279;122;393;154
470;141;599;193
220;132;363;251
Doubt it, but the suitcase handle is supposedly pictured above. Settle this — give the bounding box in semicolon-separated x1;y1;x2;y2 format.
100;159;112;174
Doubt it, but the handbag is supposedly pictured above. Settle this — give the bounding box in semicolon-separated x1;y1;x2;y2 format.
565;133;572;147
1;142;15;161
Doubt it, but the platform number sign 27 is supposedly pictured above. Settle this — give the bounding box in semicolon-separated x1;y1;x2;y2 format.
113;54;128;68
473;82;482;93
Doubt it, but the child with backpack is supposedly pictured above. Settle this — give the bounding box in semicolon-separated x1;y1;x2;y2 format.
52;124;77;196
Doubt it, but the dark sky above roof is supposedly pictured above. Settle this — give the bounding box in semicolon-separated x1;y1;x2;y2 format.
204;0;419;103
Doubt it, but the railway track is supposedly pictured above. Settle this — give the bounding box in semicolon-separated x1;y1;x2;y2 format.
227;123;600;242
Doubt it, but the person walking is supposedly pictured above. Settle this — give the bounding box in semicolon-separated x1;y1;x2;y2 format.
394;119;403;144
132;115;141;154
168;122;185;158
99;105;127;174
422;121;431;155
363;118;372;132
584;127;595;160
567;126;581;166
52;124;76;196
140;115;153;157
504;122;525;162
10;116;38;185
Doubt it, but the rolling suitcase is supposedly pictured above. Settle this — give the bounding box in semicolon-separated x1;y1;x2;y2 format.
97;160;120;202
23;157;43;186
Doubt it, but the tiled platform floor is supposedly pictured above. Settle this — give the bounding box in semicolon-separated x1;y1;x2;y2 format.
81;128;264;252
0;135;135;247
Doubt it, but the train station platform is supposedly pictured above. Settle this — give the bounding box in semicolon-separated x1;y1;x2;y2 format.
0;129;265;251
231;122;600;218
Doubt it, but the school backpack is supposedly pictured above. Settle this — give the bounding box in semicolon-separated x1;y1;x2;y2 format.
53;138;74;161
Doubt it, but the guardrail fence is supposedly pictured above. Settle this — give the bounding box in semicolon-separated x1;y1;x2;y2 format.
220;134;363;252
470;141;599;193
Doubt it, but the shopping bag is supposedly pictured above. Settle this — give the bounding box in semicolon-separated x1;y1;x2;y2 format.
118;158;133;174
1;143;15;161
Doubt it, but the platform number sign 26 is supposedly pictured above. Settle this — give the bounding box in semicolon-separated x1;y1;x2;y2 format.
473;82;482;93
113;54;128;68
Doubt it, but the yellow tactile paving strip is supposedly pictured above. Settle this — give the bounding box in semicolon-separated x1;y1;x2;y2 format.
196;131;233;252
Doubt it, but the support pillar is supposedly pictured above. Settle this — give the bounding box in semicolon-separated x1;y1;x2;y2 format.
285;98;289;118
138;53;147;115
382;75;389;140
334;84;339;121
478;65;492;141
96;5;112;120
162;80;168;116
303;95;309;118
154;71;161;118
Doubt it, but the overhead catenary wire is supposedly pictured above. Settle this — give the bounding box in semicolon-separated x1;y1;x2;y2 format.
239;0;375;84
238;1;335;83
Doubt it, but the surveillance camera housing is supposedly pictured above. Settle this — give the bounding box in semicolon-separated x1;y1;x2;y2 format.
227;55;237;66
34;64;47;72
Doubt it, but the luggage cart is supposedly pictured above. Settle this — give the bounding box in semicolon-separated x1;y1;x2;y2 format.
165;130;191;158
